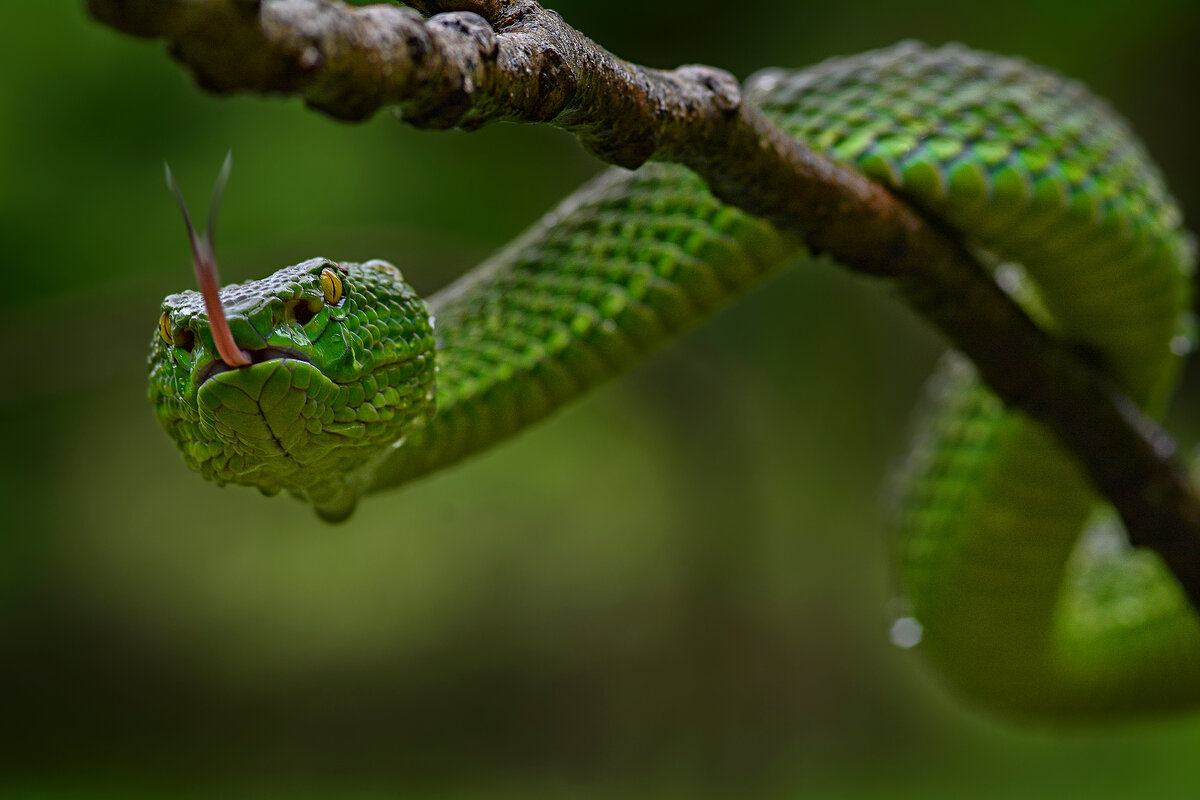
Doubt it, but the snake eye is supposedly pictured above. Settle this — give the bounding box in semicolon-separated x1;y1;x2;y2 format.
158;312;174;345
158;312;195;351
319;267;344;306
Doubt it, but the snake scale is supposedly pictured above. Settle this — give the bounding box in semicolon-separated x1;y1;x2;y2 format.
149;42;1199;718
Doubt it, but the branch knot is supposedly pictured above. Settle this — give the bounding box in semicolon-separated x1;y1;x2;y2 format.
674;65;741;114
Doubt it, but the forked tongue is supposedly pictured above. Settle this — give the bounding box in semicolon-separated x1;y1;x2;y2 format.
165;153;251;367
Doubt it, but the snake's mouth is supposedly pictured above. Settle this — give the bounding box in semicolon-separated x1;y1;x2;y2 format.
195;346;313;385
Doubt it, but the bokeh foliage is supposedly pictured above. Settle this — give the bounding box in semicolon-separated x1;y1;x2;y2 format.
3;1;1200;797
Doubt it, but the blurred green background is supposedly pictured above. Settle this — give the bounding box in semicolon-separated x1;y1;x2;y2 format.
3;1;1200;797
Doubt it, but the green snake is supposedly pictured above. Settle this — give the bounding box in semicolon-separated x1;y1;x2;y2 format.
149;42;1199;719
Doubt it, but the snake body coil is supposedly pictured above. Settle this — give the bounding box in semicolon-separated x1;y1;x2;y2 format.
149;43;1198;717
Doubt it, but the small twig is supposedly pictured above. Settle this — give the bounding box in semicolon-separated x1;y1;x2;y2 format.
87;0;1200;605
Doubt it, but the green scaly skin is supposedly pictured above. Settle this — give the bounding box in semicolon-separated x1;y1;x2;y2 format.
149;42;1198;718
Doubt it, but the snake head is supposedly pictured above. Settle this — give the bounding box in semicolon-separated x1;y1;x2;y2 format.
148;257;437;521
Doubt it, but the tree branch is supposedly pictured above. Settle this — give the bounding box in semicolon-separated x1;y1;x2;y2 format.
87;0;1200;606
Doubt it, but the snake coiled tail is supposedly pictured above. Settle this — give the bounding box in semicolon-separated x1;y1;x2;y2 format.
149;42;1197;717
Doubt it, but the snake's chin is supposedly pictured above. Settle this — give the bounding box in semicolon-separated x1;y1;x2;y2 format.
195;346;313;385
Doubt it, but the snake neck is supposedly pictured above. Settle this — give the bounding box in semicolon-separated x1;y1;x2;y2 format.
362;165;798;492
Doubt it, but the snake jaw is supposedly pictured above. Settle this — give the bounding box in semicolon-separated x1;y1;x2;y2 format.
194;346;313;386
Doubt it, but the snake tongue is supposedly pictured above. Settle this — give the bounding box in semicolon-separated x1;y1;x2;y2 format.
165;155;251;368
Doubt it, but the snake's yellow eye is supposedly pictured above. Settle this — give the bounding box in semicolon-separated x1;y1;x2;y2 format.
320;267;344;306
158;312;195;351
158;312;174;345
